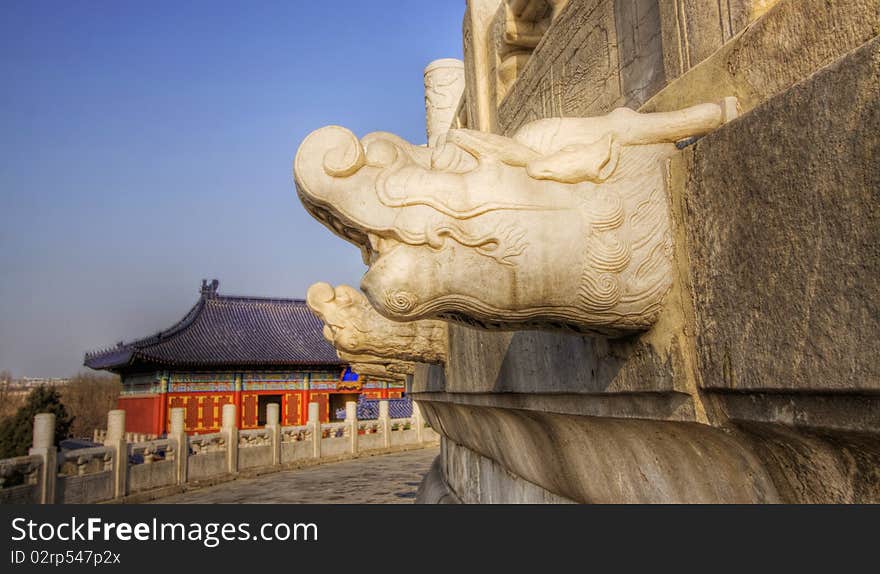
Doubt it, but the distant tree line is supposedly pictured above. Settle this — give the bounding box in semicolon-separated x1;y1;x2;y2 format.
0;370;28;420
0;372;121;458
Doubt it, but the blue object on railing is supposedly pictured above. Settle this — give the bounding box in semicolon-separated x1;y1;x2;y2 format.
388;396;413;419
332;395;413;421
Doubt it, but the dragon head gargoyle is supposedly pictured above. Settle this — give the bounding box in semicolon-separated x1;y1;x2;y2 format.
295;99;738;335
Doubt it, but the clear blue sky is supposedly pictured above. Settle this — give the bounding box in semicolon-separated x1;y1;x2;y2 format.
0;1;465;377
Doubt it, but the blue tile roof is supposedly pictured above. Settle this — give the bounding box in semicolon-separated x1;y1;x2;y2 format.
84;281;342;371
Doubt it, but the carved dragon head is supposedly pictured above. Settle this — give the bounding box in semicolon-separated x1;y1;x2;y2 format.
337;349;412;383
307;282;447;364
295;100;736;335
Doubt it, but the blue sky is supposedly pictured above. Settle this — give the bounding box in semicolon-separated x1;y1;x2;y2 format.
0;1;465;377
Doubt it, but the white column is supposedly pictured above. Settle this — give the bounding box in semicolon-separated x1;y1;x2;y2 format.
308;402;321;459
266;403;281;466
169;407;188;485
29;413;57;504
221;403;238;474
104;409;127;499
345;401;358;454
378;400;391;448
413;401;424;443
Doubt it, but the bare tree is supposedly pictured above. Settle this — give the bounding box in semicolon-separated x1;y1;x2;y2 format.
62;372;122;439
0;370;26;421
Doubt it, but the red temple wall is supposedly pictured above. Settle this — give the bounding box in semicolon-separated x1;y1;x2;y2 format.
284;391;303;426
118;395;163;435
309;391;330;422
239;390;307;428
165;393;234;434
119;384;405;435
162;389;347;432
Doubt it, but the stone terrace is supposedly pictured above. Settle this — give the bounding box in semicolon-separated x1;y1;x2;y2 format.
154;447;438;504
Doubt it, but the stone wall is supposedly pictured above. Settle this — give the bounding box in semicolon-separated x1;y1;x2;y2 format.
413;0;880;503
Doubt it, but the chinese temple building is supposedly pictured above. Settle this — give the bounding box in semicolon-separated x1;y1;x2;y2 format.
84;280;405;436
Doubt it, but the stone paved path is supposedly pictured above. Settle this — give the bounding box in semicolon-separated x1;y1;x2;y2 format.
154;447;439;504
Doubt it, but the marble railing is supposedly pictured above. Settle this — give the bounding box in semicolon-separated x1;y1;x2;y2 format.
0;400;438;504
129;438;177;464
58;446;113;477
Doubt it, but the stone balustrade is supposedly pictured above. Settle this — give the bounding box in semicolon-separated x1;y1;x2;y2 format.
189;432;227;453
58;446;114;476
280;425;311;443
93;429;157;444
129;438;177;464
0;400;438;504
0;455;42;504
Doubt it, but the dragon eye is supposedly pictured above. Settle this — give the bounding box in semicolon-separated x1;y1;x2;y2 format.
383;289;419;314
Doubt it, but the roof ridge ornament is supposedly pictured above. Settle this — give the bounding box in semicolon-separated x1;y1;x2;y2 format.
200;278;220;297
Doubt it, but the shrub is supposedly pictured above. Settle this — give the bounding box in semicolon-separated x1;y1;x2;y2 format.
0;385;73;458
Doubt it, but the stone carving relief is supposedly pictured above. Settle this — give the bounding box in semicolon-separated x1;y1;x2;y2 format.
424;59;466;147
307;282;447;364
462;0;503;132
295;99;738;335
492;0;569;105
462;0;568;132
660;0;782;81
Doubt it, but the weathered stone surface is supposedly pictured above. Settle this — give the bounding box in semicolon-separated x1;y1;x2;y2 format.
462;0;504;132
411;363;447;394
128;460;176;493
658;0;778;82
682;35;880;393
643;0;880;115
418;400;880;503
445;325;679;394
612;0;665;109
718;393;880;434
413;346;699;422
497;0;877;132
414;455;460;503
57;471;114;504
497;0;622;132
419;401;784;503
0;484;39;505
734;422;880;503
439;439;574;503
